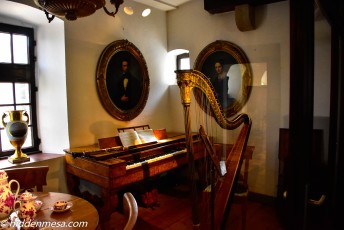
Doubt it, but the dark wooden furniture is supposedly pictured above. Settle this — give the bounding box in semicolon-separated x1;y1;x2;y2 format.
198;125;253;230
201;143;254;229
5;166;49;192
208;144;254;230
278;128;326;200
64;132;205;230
278;128;328;228
204;0;286;14
288;0;344;228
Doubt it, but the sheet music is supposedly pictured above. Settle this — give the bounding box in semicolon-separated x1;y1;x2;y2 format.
137;129;158;143
118;130;142;147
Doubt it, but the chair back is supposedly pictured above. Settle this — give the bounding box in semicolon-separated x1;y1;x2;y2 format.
123;192;138;230
5;166;49;192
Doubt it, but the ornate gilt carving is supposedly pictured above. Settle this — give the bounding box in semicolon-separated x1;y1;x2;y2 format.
176;70;250;129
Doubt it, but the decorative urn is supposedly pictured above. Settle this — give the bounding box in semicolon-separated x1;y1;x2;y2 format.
1;110;30;163
0;170;21;221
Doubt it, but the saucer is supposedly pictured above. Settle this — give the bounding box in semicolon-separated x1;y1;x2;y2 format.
50;202;73;213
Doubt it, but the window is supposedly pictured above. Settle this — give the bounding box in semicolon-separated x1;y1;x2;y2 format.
0;23;40;156
176;53;190;70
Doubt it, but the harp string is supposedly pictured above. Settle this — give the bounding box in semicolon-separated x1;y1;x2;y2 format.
189;73;231;228
176;69;251;229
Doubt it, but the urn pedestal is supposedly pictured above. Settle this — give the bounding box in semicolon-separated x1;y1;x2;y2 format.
1;110;30;163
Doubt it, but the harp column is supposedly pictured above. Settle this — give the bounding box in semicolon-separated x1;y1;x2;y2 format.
176;70;200;229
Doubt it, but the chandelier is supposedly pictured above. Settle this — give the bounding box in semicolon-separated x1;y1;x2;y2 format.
34;0;124;23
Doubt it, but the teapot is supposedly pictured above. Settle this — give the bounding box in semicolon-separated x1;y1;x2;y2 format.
0;170;21;221
18;190;37;221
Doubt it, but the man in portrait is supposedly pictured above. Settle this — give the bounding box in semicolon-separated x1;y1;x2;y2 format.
112;59;141;110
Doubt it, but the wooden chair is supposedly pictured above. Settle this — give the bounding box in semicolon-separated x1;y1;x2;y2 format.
5;166;49;192
123;192;138;230
110;192;138;230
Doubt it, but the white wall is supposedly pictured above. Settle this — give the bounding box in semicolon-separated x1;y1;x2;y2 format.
36;20;69;153
63;1;171;147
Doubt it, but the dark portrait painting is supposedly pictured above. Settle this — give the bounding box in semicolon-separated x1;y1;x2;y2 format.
106;51;143;111
96;40;150;121
194;40;252;118
200;51;237;78
201;51;239;108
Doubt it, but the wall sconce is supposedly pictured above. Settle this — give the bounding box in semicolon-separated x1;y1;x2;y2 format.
34;0;125;23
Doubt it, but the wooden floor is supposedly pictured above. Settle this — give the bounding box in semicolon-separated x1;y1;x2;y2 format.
110;183;284;230
224;200;284;230
133;186;192;230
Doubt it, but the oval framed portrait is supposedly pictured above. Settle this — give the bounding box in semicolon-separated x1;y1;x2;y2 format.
194;40;252;118
96;40;150;121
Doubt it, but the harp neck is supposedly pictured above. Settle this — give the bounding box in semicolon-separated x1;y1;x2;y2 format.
176;69;250;129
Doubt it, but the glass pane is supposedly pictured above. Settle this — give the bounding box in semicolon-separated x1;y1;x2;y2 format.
23;126;33;148
15;83;30;104
13;34;28;64
0;33;11;63
0;106;15;129
0;83;14;104
1;129;12;151
16;105;31;125
180;58;190;70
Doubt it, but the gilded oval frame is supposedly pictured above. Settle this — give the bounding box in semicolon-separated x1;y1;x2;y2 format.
96;40;149;121
194;40;252;118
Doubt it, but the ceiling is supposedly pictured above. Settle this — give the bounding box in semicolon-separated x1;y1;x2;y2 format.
0;1;47;25
0;0;194;25
133;0;194;11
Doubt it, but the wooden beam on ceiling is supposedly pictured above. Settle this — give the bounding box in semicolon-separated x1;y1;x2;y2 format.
204;0;286;14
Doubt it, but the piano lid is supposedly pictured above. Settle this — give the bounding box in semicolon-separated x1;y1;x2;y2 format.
63;132;199;159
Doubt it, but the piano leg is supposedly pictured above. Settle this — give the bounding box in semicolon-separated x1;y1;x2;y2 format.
66;172;82;196
99;187;119;229
66;171;119;229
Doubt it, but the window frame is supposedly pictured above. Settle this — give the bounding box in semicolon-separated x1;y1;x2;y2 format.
176;52;190;70
0;23;40;156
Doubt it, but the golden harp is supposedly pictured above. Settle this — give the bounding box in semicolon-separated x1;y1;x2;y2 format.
176;69;252;230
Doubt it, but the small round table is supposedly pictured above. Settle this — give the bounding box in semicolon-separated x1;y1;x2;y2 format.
9;192;99;230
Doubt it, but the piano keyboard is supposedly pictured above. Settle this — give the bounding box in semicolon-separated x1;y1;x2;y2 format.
126;148;187;170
